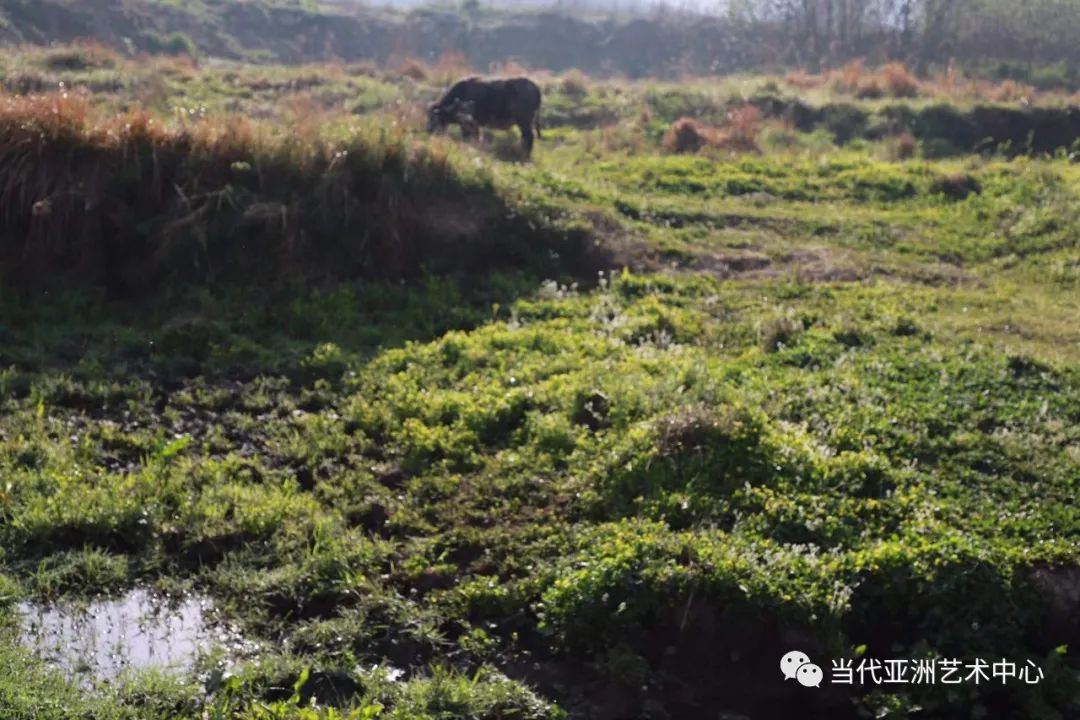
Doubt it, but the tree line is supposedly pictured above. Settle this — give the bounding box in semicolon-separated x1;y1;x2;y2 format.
719;0;1080;77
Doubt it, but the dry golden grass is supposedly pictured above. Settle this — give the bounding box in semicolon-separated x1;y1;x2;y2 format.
724;104;762;152
986;79;1035;103
391;51;476;86
663;117;720;153
787;56;1061;104
280;94;334;147
822;59;921;99
0;91;100;144
879;62;920;98
784;69;825;90
34;40;119;72
0;88;485;290
831;59;867;95
560;69;590;97
855;77;884;99
663;106;761;155
395;57;429;82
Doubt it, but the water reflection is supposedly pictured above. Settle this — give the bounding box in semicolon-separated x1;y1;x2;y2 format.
17;588;246;685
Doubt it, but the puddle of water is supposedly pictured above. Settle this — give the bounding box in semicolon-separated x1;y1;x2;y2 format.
17;588;247;686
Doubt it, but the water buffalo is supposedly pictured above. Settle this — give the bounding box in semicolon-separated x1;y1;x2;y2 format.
428;77;543;156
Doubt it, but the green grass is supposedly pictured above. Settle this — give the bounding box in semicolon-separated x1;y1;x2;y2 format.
1;49;1080;719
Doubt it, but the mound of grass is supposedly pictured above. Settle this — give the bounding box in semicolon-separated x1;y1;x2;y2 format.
139;30;198;58
0;91;596;293
662;117;719;153
662;108;761;155
36;42;118;73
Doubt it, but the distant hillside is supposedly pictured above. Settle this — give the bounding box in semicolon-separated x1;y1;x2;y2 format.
3;0;1080;88
0;0;768;77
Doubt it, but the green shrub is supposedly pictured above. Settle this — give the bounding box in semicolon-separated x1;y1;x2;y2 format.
140;31;198;57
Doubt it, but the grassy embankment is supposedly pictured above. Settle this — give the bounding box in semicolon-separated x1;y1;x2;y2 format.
1;46;1079;719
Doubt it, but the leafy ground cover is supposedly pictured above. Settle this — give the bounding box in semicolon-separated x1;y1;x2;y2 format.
1;45;1079;720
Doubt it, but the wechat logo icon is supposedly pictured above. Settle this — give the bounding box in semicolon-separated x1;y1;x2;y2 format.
781;650;823;688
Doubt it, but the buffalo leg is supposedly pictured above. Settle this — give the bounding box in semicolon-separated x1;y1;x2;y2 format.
518;122;534;156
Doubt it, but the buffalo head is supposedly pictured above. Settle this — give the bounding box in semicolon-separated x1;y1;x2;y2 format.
427;102;447;133
428;99;475;133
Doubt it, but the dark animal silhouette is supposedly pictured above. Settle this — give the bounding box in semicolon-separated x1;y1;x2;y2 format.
428;77;543;156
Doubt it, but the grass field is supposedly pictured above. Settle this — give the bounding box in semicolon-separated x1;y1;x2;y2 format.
1;46;1079;720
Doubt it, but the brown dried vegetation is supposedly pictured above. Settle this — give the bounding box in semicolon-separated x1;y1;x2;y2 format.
0;91;499;292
